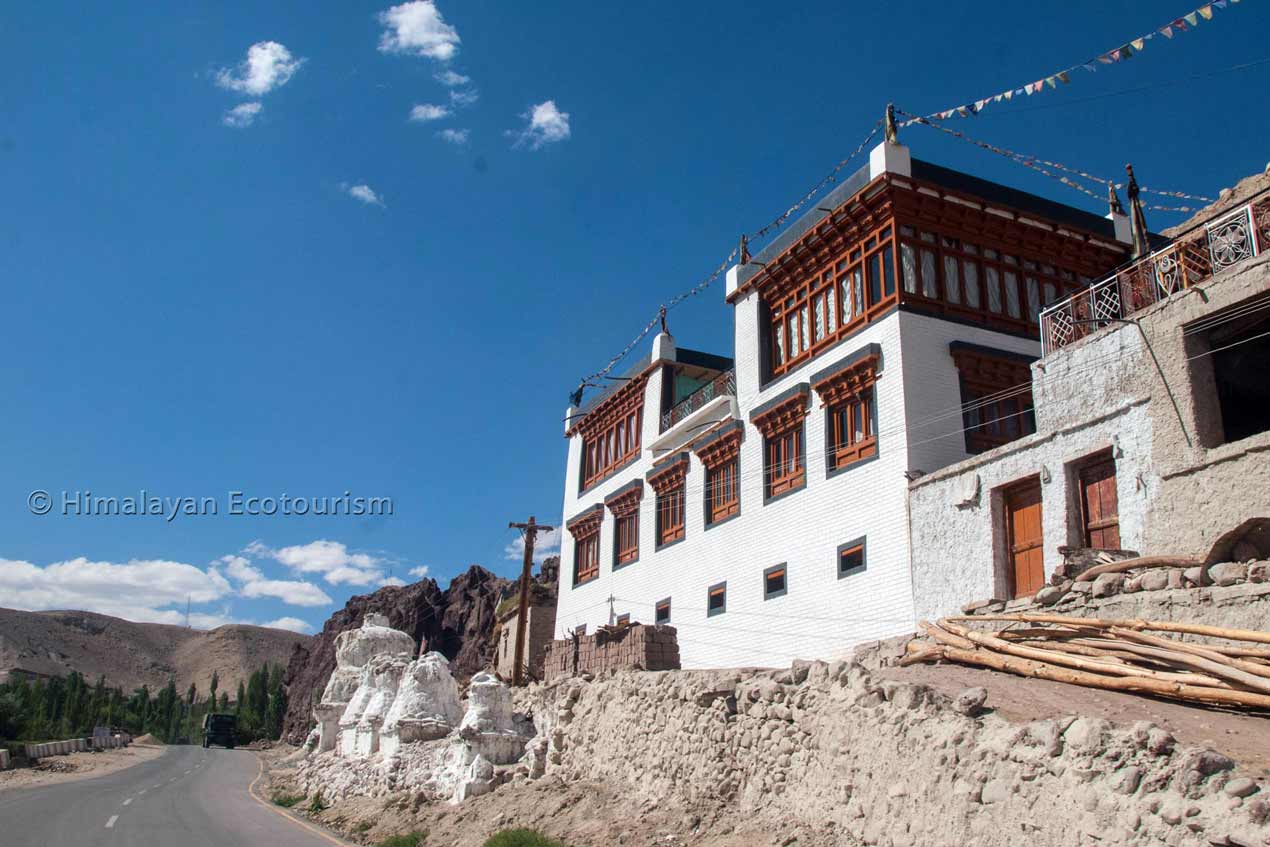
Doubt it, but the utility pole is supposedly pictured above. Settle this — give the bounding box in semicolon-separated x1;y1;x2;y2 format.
508;515;555;686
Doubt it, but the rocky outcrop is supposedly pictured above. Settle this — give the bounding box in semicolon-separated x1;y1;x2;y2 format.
281;565;512;743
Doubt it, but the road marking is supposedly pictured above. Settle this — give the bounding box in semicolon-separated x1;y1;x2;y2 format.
105;815;118;829
122;798;133;806
185;770;191;775
247;757;352;846
152;784;161;789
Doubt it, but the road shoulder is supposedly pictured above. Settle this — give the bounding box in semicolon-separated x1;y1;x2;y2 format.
0;744;167;794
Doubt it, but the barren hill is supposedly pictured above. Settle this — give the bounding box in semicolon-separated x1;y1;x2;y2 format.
0;607;310;695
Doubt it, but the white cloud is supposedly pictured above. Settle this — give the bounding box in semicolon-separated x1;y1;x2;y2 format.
216;41;303;96
264;616;313;634
380;576;407;587
0;556;233;628
434;69;470;87
222;102;263;128
409;103;450;122
218;555;332;607
504;526;562;562
342;183;386;207
378;2;460;61
407;565;431;578
256;540;389;585
511;100;571;150
437;128;469;145
448;88;478;108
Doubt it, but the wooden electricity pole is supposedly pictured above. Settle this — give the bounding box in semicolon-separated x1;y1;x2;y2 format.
508;515;555;686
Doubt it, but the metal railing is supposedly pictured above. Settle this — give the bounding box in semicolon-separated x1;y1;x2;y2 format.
1040;192;1270;355
660;369;736;432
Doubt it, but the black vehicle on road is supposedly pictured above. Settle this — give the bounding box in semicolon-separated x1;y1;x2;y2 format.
202;713;238;749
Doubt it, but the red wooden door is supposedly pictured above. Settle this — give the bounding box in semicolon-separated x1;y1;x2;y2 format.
1005;479;1044;598
1080;455;1121;549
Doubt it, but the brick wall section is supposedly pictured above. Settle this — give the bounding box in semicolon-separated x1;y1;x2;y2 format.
543;623;680;682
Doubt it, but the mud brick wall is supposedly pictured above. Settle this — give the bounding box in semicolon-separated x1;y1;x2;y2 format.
543;623;679;682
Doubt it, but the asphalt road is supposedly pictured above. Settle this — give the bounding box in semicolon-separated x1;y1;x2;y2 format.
0;744;347;847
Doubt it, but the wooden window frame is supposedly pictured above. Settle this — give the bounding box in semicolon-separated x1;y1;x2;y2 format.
654;597;671;625
752;390;809;502
647;455;689;549
605;483;643;569
813;352;881;473
766;223;898;380
566;506;604;587
763;564;788;600
837;537;867;579
695;424;743;527
706;581;727;617
950;345;1036;455
571;375;649;493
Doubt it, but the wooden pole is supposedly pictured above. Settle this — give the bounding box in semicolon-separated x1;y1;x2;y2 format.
508;516;555;687
948;612;1270;645
1075;554;1202;582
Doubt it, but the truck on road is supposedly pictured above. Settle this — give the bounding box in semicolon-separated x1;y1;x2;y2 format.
201;713;238;749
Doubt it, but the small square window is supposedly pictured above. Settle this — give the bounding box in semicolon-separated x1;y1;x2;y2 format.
707;582;727;617
655;598;671;625
838;538;867;579
763;564;787;600
615;613;630;626
573;624;587;636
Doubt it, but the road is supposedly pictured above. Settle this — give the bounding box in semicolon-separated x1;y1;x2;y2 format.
0;744;348;846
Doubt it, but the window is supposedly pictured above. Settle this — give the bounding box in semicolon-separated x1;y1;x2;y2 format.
566;506;603;587
764;223;896;380
655;598;671;625
813;348;880;472
605;482;643;568
707;582;726;617
895;224;1089;333
580;403;643;490
614;511;639;565
838;538;866;579
950;344;1036;454
696;424;743;526
574;624;587;636
647;455;689;548
615;613;630;626
751;389;809;501
574;534;599;586
706;460;738;523
656;488;684;546
763;564;787;600
1194;295;1270;445
766;427;804;498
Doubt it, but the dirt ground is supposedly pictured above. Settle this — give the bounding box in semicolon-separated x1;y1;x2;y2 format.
0;743;167;793
263;748;839;847
880;663;1270;775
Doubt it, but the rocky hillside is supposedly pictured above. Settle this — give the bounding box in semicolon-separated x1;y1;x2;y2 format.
279;564;513;743
0;607;309;695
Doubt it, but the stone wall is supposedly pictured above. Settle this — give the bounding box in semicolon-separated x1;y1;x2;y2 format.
908;253;1270;622
494;605;556;681
526;662;1268;847
542;623;679;682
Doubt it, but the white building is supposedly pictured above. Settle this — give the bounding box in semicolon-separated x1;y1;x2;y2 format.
554;138;1134;668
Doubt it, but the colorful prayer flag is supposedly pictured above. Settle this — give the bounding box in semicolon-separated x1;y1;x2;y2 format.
1198;5;1213;20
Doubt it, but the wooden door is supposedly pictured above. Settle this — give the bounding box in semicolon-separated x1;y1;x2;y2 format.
1005;478;1044;598
1079;454;1121;549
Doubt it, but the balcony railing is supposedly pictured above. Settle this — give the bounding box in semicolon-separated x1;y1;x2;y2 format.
1040;192;1270;355
660;370;736;432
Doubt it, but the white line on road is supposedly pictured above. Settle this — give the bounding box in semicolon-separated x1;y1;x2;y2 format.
152;785;161;789
105;815;118;829
139;789;147;795
122;798;132;806
184;769;191;774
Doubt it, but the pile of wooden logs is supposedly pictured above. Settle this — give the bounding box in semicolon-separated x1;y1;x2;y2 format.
903;613;1270;710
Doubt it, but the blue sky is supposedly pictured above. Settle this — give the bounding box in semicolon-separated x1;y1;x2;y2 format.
2;1;1266;634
